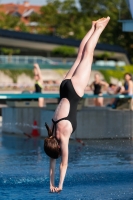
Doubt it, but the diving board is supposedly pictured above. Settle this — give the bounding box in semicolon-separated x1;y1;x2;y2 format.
0;93;132;99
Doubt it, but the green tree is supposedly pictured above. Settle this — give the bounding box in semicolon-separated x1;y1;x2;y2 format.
0;12;29;32
79;0;133;61
0;12;19;29
30;12;41;22
38;3;58;35
1;48;20;63
97;52;114;61
1;48;20;55
52;45;76;57
18;22;30;32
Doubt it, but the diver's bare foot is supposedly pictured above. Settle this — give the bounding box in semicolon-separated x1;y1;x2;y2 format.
93;17;106;25
92;17;106;28
96;16;110;29
92;21;97;26
96;17;105;23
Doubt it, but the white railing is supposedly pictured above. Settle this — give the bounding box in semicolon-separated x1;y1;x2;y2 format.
0;56;126;66
0;56;57;65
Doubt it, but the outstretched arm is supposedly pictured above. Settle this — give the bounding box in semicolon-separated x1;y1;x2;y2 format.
55;136;69;192
49;158;56;192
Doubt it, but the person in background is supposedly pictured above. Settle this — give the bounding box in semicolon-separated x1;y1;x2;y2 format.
107;83;121;107
107;83;121;95
33;63;45;107
120;73;133;95
90;73;109;106
108;73;133;109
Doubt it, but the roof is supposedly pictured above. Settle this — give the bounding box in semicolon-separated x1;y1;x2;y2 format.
0;2;40;25
0;3;40;15
0;28;127;54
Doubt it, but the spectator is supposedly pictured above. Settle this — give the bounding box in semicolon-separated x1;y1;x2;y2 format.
120;73;133;95
109;73;133;109
90;73;108;106
107;83;121;107
33;63;45;107
107;83;121;95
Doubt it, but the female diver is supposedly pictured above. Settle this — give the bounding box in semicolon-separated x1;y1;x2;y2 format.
44;17;110;192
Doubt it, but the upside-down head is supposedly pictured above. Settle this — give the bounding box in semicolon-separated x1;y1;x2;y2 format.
44;123;61;159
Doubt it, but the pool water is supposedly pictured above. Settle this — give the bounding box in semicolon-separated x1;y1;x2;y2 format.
0;132;133;200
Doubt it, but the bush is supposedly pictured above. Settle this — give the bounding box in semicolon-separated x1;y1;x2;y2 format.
100;65;133;83
52;45;76;57
1;69;33;83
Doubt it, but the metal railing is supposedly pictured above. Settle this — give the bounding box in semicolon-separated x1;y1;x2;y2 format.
0;93;132;99
0;56;126;69
0;55;56;65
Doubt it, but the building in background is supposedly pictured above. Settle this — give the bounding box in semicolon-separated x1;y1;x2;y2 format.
0;1;40;31
119;0;133;32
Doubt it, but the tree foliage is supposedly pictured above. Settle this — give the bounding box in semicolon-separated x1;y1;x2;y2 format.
100;65;133;83
43;0;132;61
0;12;28;31
52;45;76;57
0;0;133;61
1;48;20;55
0;12;19;29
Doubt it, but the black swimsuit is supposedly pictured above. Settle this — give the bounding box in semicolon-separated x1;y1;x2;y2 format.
35;81;42;93
52;79;81;133
93;82;102;95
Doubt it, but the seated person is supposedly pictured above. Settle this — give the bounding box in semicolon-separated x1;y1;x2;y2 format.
107;83;121;107
109;73;133;109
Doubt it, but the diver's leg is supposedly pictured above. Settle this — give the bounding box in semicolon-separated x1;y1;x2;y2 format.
71;17;110;97
64;21;96;79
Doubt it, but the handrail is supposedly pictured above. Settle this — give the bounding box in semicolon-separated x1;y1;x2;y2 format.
0;56;125;68
0;93;132;99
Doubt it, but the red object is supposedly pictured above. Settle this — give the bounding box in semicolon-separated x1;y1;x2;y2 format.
76;138;85;146
31;120;40;137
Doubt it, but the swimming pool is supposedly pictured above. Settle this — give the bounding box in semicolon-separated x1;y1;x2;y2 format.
0;132;133;200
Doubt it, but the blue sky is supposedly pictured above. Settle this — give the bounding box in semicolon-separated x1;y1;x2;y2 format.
0;0;47;5
0;0;79;7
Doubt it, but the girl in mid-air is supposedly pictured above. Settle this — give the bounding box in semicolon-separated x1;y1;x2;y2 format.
44;17;110;192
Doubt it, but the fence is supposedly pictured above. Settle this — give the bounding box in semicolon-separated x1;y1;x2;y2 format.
0;56;125;70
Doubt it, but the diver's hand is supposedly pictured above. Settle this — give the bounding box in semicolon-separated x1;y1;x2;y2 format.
55;187;62;193
50;185;56;192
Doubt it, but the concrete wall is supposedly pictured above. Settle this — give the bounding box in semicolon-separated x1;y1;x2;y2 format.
75;107;133;139
2;107;133;139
